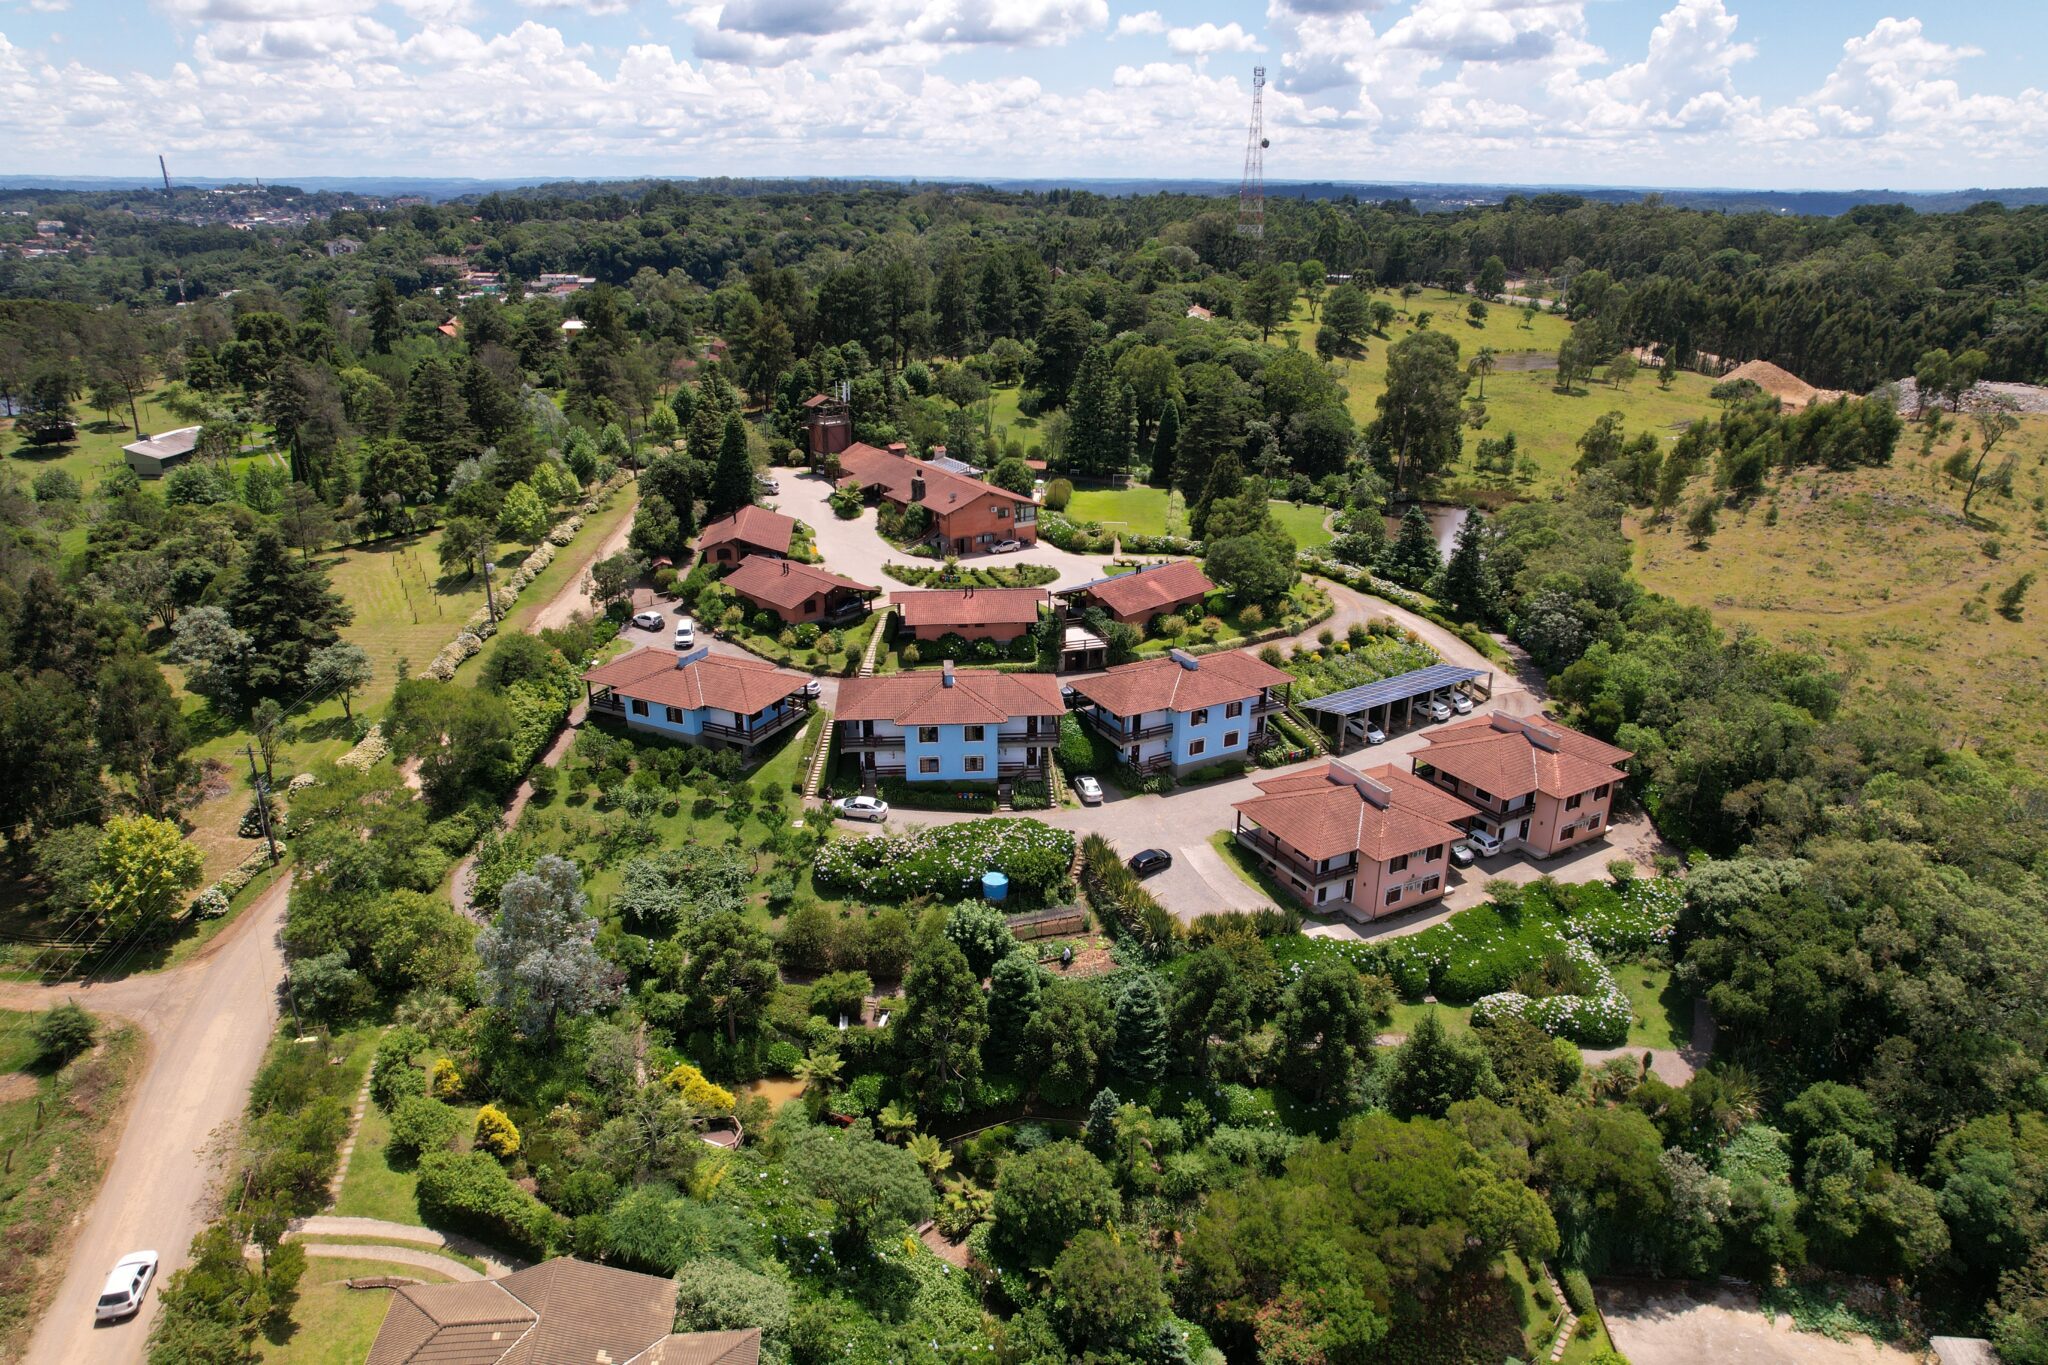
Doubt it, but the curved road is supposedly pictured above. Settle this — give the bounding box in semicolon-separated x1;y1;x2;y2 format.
0;873;290;1365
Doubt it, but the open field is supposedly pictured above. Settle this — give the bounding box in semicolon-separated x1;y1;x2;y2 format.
257;1256;454;1365
1068;485;1177;536
1272;499;1333;548
1633;415;2048;760
1618;964;1693;1051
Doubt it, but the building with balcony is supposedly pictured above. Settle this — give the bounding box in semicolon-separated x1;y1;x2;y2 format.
581;646;812;753
1069;648;1292;775
1232;760;1478;919
722;555;878;626
1412;712;1631;858
697;505;796;568
1057;559;1215;629
836;661;1063;786
892;586;1048;644
834;442;1039;555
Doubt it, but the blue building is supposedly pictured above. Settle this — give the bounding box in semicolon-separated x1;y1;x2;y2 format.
1071;648;1293;775
836;661;1064;787
582;646;814;753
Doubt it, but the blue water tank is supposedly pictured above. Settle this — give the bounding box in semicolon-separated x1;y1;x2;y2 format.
982;871;1010;902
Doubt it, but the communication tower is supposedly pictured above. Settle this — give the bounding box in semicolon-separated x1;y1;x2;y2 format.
1237;66;1268;239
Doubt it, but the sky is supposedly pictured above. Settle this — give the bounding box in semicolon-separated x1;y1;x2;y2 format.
1;0;2045;189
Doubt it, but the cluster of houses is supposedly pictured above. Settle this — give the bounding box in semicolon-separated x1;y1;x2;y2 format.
574;440;1631;925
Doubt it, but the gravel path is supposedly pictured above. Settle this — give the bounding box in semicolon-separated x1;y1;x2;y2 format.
296;1243;481;1282
293;1216;525;1277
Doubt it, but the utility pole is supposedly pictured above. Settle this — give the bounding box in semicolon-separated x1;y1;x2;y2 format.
245;743;280;866
482;560;498;625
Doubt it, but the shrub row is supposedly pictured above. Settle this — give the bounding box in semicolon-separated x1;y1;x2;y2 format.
814;818;1075;901
876;777;1000;814
1078;833;1179;952
881;561;1059;589
416;1149;566;1261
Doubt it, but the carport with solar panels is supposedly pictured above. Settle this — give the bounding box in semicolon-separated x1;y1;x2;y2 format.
1295;663;1492;750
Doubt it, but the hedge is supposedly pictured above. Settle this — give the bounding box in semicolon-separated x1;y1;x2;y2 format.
1078;833;1179;952
815;819;1075;901
876;777;999;814
416;1149;566;1261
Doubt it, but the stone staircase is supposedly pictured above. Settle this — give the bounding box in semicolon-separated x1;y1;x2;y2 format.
801;712;835;802
857;608;893;678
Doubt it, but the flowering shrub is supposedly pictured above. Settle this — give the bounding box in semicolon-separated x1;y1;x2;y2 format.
815;819;1075;901
665;1062;737;1115
335;723;388;772
1472;941;1630;1046
473;1104;522;1158
1566;876;1680;953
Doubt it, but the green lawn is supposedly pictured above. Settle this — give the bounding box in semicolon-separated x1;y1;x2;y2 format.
1208;830;1294;910
1067;486;1177;536
1617;963;1693;1050
335;1097;432;1226
1271;500;1333;549
986;385;1038;450
1385;1000;1473;1038
259;1256;454;1365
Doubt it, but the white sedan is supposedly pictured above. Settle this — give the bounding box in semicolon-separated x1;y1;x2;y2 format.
1364;722;1387;745
95;1250;159;1322
833;795;890;822
1418;697;1453;723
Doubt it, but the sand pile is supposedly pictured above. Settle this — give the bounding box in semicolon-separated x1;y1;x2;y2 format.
1720;359;1844;409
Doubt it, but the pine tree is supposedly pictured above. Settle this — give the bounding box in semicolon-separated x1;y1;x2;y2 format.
1192;450;1245;539
1067;348;1119;479
1111;382;1138;478
1083;1086;1122;1156
711;413;755;518
1149;398;1181;489
1436;511;1497;621
369;277;403;354
1110;973;1169;1086
225;527;352;698
399;356;476;489
1386;505;1442;588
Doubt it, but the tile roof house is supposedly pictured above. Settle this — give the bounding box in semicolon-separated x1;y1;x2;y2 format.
722;555;878;625
582;645;814;751
365;1255;761;1365
892;586;1049;643
838;661;1063;785
1058;560;1216;628
122;426;202;479
1412;712;1632;858
1070;648;1292;775
1234;761;1478;919
698;505;797;567
834;442;1039;556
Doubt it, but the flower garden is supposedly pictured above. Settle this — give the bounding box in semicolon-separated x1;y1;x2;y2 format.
814;818;1077;903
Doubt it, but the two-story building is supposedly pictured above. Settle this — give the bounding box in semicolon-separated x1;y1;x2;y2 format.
581;646;813;753
834;442;1039;555
836;662;1064;786
1070;648;1292;775
1412;712;1632;858
698;505;796;568
722;555;878;626
1232;761;1480;919
1057;560;1215;630
892;586;1048;644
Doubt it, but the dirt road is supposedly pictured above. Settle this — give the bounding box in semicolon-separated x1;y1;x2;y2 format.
0;875;290;1365
525;490;639;636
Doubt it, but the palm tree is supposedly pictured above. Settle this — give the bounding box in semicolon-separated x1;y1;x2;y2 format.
1469;346;1497;400
793;1050;843;1094
877;1102;919;1144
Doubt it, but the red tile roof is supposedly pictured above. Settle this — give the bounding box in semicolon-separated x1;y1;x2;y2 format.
835;443;1034;519
1235;761;1478;862
1064;560;1214;618
1070;648;1292;716
892;586;1047;630
1416;712;1631;799
698;505;796;557
582;646;810;716
836;667;1064;726
722;555;876;612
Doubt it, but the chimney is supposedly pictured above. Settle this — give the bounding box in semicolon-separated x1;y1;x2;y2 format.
781;560;790;575
1169;648;1200;671
911;473;926;503
941;659;955;688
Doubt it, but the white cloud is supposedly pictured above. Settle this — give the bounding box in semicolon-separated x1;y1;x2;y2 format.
1112;9;1160;36
1165;20;1260;55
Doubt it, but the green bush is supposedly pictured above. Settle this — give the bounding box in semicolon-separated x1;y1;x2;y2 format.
370;1026;428;1110
815;819;1074;901
765;1040;803;1075
30;1001;95;1065
388;1095;462;1158
1562;1268;1596;1315
1055;712;1113;776
1010;780;1050;810
875;776;999;814
416;1149;565;1260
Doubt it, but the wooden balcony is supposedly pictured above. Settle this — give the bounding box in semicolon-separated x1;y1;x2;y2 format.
839;730;906;751
1236;827;1355;883
1087;711;1171;743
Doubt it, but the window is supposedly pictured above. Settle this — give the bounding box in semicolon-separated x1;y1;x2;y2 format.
1474;787;1493;805
1188;739;1206;757
1595;783;1610;799
1017;504;1037;524
1588;813;1601;830
1223;731;1240;749
995;506;1009;519
1426;844;1443;862
1565;792;1584;810
965;755;985;773
665;706;685;723
1191;708;1209;726
1385;888;1402;906
1389;853;1409;873
1225;700;1244;718
918;726;939;744
918;757;939;774
1316;885;1330;904
1421;874;1441;893
964;725;985;742
630;699;648;716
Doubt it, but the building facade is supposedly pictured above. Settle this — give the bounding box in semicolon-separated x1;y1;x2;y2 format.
834;442;1039;555
722;555;877;625
698;505;796;568
1070;648;1292;774
581;646;812;753
1058;559;1215;629
836;663;1063;785
892;586;1048;644
1411;712;1632;858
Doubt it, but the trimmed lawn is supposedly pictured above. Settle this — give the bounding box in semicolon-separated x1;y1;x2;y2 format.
259;1256;453;1365
1067;486;1175;536
335;1098;431;1226
1618;964;1693;1051
986;385;1038;449
1271;500;1333;549
1385;1000;1473;1038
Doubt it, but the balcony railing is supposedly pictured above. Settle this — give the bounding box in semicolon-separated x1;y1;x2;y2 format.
839;731;906;751
703;704;807;746
1236;828;1354;883
1086;711;1171;743
590;689;626;714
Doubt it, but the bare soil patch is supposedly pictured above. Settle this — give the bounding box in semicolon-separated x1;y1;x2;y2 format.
1601;1281;1918;1365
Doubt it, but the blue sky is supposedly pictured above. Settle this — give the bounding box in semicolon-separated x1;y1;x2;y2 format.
1;1;2043;188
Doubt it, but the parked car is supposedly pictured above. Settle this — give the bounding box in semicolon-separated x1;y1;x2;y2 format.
1449;691;1475;715
990;539;1023;553
799;679;823;699
1419;697;1452;722
757;475;780;494
1364;722;1387;745
95;1251;159;1322
1449;841;1477;868
631;609;665;631
673;616;696;649
1465;827;1503;857
833;795;890;822
1128;848;1172;877
1073;775;1103;805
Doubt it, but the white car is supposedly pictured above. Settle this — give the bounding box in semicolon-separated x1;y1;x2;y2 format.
1073;775;1104;805
672;616;696;649
989;539;1023;553
96;1250;159;1322
1449;691;1475;715
1364;722;1387;745
1465;827;1503;857
757;475;780;494
833;795;890;822
1418;697;1452;723
631;609;665;631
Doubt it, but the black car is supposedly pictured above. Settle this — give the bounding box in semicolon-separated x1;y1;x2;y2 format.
1128;848;1172;877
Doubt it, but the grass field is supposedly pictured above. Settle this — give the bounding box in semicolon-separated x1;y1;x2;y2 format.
1067;486;1178;536
1272;500;1333;549
1633;414;2048;760
258;1256;454;1365
335;1087;483;1227
1617;964;1693;1051
1385;1000;1474;1038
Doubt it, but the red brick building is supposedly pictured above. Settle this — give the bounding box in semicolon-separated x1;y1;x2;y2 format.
835;443;1039;555
892;586;1048;643
723;555;878;625
698;505;796;568
1412;713;1632;859
1059;559;1215;628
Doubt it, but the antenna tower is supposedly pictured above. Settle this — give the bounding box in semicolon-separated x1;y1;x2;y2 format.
1236;65;1267;239
159;155;172;196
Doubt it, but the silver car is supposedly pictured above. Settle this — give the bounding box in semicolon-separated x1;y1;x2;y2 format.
1073;775;1104;805
631;609;665;631
833;795;890;822
1419;697;1452;723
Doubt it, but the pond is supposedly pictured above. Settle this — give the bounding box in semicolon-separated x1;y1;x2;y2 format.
1385;502;1472;559
742;1077;807;1107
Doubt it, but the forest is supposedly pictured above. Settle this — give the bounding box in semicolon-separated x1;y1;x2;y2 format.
0;178;2044;1365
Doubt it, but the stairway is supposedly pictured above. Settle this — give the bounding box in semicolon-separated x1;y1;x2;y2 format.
801;713;835;801
857;608;893;678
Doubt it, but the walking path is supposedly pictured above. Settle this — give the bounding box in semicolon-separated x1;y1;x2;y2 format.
297;1243;483;1282
292;1216;526;1278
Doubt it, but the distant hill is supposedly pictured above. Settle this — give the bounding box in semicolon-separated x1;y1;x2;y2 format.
1;172;2043;215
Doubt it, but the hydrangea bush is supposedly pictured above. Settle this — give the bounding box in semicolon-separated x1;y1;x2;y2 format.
815;819;1075;901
